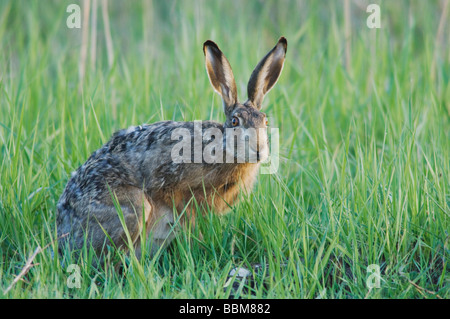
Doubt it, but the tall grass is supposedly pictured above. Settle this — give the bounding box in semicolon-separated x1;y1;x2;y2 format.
0;0;448;298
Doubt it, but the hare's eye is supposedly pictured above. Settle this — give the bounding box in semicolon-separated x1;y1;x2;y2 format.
231;117;239;127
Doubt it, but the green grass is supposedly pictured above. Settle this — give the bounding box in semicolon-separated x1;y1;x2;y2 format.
0;0;449;299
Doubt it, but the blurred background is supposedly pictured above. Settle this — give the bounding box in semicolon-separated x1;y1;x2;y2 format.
1;0;448;131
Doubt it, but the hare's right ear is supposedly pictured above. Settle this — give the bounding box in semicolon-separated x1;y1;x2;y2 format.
246;37;287;110
203;40;238;116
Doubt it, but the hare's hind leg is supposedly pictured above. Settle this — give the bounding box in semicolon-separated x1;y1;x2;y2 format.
105;186;153;251
71;186;152;255
135;203;178;256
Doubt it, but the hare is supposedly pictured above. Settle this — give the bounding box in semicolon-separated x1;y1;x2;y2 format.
57;37;287;258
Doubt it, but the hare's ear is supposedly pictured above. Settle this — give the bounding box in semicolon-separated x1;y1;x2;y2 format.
203;40;238;116
246;37;287;110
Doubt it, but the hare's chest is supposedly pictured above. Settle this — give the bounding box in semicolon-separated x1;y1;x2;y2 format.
209;163;260;213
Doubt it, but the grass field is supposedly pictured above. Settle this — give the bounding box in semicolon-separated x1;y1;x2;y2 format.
0;0;449;299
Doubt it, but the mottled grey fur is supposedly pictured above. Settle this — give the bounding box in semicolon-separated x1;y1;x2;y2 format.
57;37;287;259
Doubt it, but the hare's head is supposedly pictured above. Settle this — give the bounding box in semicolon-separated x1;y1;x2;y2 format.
203;37;287;163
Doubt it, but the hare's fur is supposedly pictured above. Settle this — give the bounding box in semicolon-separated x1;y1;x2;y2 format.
57;38;287;257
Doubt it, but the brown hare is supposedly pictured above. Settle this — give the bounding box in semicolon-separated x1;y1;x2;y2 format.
57;37;287;258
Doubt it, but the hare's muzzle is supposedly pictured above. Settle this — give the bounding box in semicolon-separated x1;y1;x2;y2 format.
255;127;269;162
225;126;269;163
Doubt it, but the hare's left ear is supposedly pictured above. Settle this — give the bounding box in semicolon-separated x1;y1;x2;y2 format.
246;37;287;110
